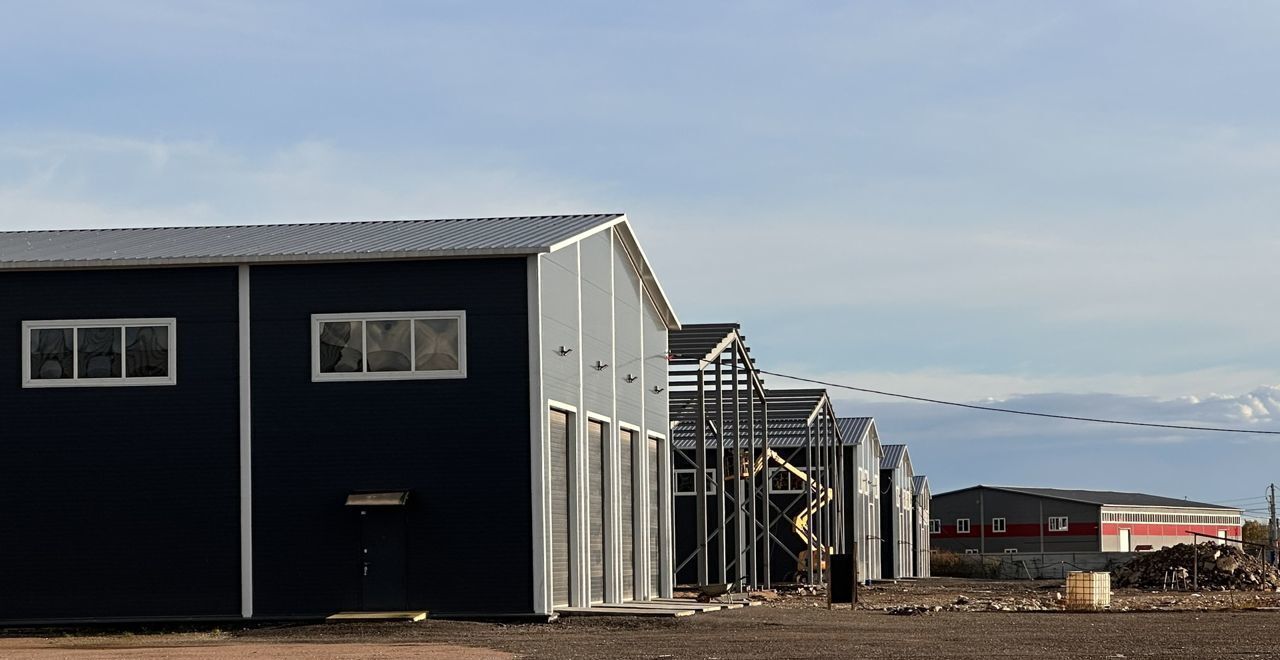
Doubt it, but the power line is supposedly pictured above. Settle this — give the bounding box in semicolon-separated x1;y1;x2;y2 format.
757;369;1280;436
1216;495;1273;503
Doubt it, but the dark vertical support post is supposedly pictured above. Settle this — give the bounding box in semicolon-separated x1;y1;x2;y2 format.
747;374;757;589
821;412;832;585
696;367;708;585
828;413;836;582
840;426;849;554
831;413;842;554
805;421;815;585
732;344;744;590
815;414;826;586
762;399;772;589
819;414;829;585
715;356;727;584
825;413;834;584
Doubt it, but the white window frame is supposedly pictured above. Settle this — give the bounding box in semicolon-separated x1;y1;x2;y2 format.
1048;516;1069;532
991;517;1007;533
1003;548;1018;554
674;469;716;496
311;310;467;382
964;548;979;555
956;518;971;534
22;318;178;388
929;519;941;534
769;466;824;494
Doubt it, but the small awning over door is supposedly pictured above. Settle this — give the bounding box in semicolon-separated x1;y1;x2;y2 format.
345;491;410;506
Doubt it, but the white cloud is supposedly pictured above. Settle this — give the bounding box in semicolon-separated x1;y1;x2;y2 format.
827;384;1280;503
0;132;607;230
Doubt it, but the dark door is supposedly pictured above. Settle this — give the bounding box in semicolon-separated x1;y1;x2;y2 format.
360;507;407;610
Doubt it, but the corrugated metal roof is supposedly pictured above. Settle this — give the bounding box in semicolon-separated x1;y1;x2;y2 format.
835;417;872;445
0;214;622;269
964;486;1238;511
881;444;908;469
671;417;820;450
912;475;930;495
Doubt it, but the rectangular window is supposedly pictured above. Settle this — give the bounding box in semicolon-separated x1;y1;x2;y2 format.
1003;548;1018;554
769;467;821;494
1048;516;1069;532
964;548;979;555
956;518;971;534
930;519;941;534
674;469;716;496
312;311;466;381
23;318;176;387
992;517;1007;533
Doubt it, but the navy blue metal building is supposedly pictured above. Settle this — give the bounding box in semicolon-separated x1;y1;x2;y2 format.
0;214;679;623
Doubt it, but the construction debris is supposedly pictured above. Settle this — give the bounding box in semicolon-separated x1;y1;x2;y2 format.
1112;544;1280;591
886;595;1060;613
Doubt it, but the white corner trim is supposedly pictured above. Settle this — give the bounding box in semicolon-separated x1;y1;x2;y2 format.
527;255;549;616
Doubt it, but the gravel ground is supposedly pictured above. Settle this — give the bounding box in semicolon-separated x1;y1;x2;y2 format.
3;579;1279;659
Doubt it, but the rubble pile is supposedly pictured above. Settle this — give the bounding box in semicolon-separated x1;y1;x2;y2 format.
1113;543;1280;591
884;594;1061;614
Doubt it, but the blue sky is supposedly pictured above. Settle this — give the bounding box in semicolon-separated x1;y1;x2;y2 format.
3;2;1279;513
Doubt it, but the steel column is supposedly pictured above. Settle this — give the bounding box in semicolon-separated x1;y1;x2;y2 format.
715;357;727;584
732;347;745;589
805;421;815;585
696;369;708;584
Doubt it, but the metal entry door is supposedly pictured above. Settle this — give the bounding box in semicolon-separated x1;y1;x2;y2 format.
550;409;571;608
621;429;635;601
359;507;407;610
588;419;605;603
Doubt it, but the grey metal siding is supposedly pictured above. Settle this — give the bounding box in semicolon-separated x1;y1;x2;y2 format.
540;244;581;409
0;266;240;621
612;244;644;428
537;227;671;607
579;230;614;417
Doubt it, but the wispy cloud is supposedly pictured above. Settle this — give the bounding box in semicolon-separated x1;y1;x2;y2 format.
0;132;607;230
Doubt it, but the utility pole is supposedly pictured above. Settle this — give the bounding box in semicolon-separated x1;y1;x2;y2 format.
1268;484;1277;567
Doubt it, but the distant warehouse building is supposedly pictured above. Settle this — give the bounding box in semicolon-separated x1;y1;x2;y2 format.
931;486;1243;555
0;214;679;623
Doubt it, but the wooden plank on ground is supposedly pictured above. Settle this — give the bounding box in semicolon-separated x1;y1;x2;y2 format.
556;606;694;618
326;611;428;622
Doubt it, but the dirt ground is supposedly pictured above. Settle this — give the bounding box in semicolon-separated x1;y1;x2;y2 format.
3;579;1280;659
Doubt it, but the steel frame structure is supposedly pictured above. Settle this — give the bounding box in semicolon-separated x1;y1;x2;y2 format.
667;323;846;589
